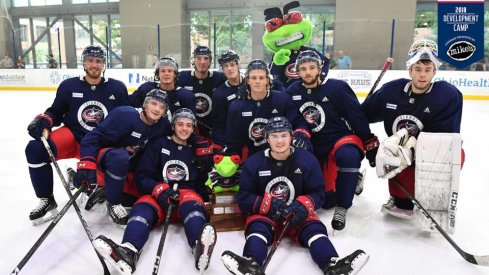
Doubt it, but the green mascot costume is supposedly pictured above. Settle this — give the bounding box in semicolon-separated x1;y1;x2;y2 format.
263;1;330;88
205;154;241;193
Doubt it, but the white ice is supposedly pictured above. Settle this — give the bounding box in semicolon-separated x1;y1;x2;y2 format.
1;91;488;275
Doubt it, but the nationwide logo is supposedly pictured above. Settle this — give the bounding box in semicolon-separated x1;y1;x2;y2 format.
446;41;476;61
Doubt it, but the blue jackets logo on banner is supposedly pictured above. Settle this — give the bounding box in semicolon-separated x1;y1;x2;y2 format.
438;0;485;69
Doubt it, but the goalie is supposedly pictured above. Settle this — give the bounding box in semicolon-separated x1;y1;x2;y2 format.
361;39;464;233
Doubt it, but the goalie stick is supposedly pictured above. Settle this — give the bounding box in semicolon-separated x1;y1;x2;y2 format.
152;184;179;275
40;137;111;275
10;186;85;275
393;177;489;266
367;57;393;97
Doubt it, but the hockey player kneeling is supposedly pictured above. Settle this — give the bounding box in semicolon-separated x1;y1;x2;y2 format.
376;130;463;234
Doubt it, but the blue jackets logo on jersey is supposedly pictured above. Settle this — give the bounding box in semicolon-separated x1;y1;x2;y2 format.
195;93;212;117
249;118;269;146
77;101;108;131
265;176;295;205
392;115;424;138
299;102;325;132
163;160;189;182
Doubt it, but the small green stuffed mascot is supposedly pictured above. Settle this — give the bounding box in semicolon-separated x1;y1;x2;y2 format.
263;1;330;88
205;154;242;193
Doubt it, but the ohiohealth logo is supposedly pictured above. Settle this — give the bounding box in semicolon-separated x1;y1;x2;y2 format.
49;71;62;84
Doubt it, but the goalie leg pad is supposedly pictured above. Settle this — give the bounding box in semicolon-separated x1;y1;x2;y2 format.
414;132;462;234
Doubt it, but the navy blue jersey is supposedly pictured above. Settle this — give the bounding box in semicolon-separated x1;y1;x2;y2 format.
135;136;205;195
287;78;373;156
45;76;129;142
237;147;324;213
270;46;330;88
128;81;196;114
212;78;286;146
225;90;309;156
80;106;172;161
362;79;463;136
178;70;225;137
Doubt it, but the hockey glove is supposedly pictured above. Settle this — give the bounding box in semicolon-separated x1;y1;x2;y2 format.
254;192;287;222
194;140;214;173
364;134;380;167
27;113;53;140
292;129;313;152
376;129;417;179
74;157;97;193
152;183;180;210
282;196;315;227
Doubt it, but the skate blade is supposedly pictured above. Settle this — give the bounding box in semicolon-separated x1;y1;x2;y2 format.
198;225;217;272
93;239;133;275
31;208;59;226
221;254;245;275
350;254;370;275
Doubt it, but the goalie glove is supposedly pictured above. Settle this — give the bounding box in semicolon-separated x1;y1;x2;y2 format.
376;128;417;179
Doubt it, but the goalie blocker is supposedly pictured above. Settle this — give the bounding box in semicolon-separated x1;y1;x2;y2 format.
414;132;462;234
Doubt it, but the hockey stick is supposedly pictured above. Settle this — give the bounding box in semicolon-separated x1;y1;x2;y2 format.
259;216;292;274
367;57;393;97
152;184;179;275
392;177;489;266
10;186;85;275
40;137;111;275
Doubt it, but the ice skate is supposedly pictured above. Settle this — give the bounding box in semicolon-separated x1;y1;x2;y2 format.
221;250;261;275
194;223;217;271
85;185;106;210
107;202;129;225
331;207;347;231
323;249;369;275
381;196;413;219
93;235;139;275
29;196;58;226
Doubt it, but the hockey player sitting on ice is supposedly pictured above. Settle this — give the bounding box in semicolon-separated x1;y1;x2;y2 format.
73;89;172;225
93;108;217;275
25;45;129;225
224;59;312;161
129;56;196;114
221;116;369;275
263;1;329;88
178;45;225;141
212;50;285;149
286;50;379;231
361;39;463;221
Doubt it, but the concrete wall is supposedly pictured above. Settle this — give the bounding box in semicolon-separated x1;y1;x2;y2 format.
119;0;186;68
334;0;417;69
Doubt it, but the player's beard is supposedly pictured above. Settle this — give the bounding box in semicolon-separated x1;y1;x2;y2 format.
302;73;320;87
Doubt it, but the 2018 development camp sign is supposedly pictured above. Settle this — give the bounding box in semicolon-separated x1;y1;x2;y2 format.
438;0;484;69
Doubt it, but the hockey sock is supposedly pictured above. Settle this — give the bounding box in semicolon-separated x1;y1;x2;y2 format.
180;201;207;247
309;235;338;269
26;140;55;198
103;149;129;205
122;203;156;250
243;235;268;266
334;145;362;209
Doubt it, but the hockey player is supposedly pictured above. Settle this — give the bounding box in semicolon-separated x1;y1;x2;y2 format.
286;50;379;230
178;45;225;140
73;89;172;225
221;116;369;275
212;50;286;148
225;59;311;160
25;45;129;225
361;39;463;219
129;56;196;114
93;108;216;274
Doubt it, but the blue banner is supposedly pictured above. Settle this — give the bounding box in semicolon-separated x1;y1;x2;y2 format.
438;0;485;69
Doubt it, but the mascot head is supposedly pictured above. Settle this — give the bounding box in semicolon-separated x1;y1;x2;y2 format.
262;1;313;53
